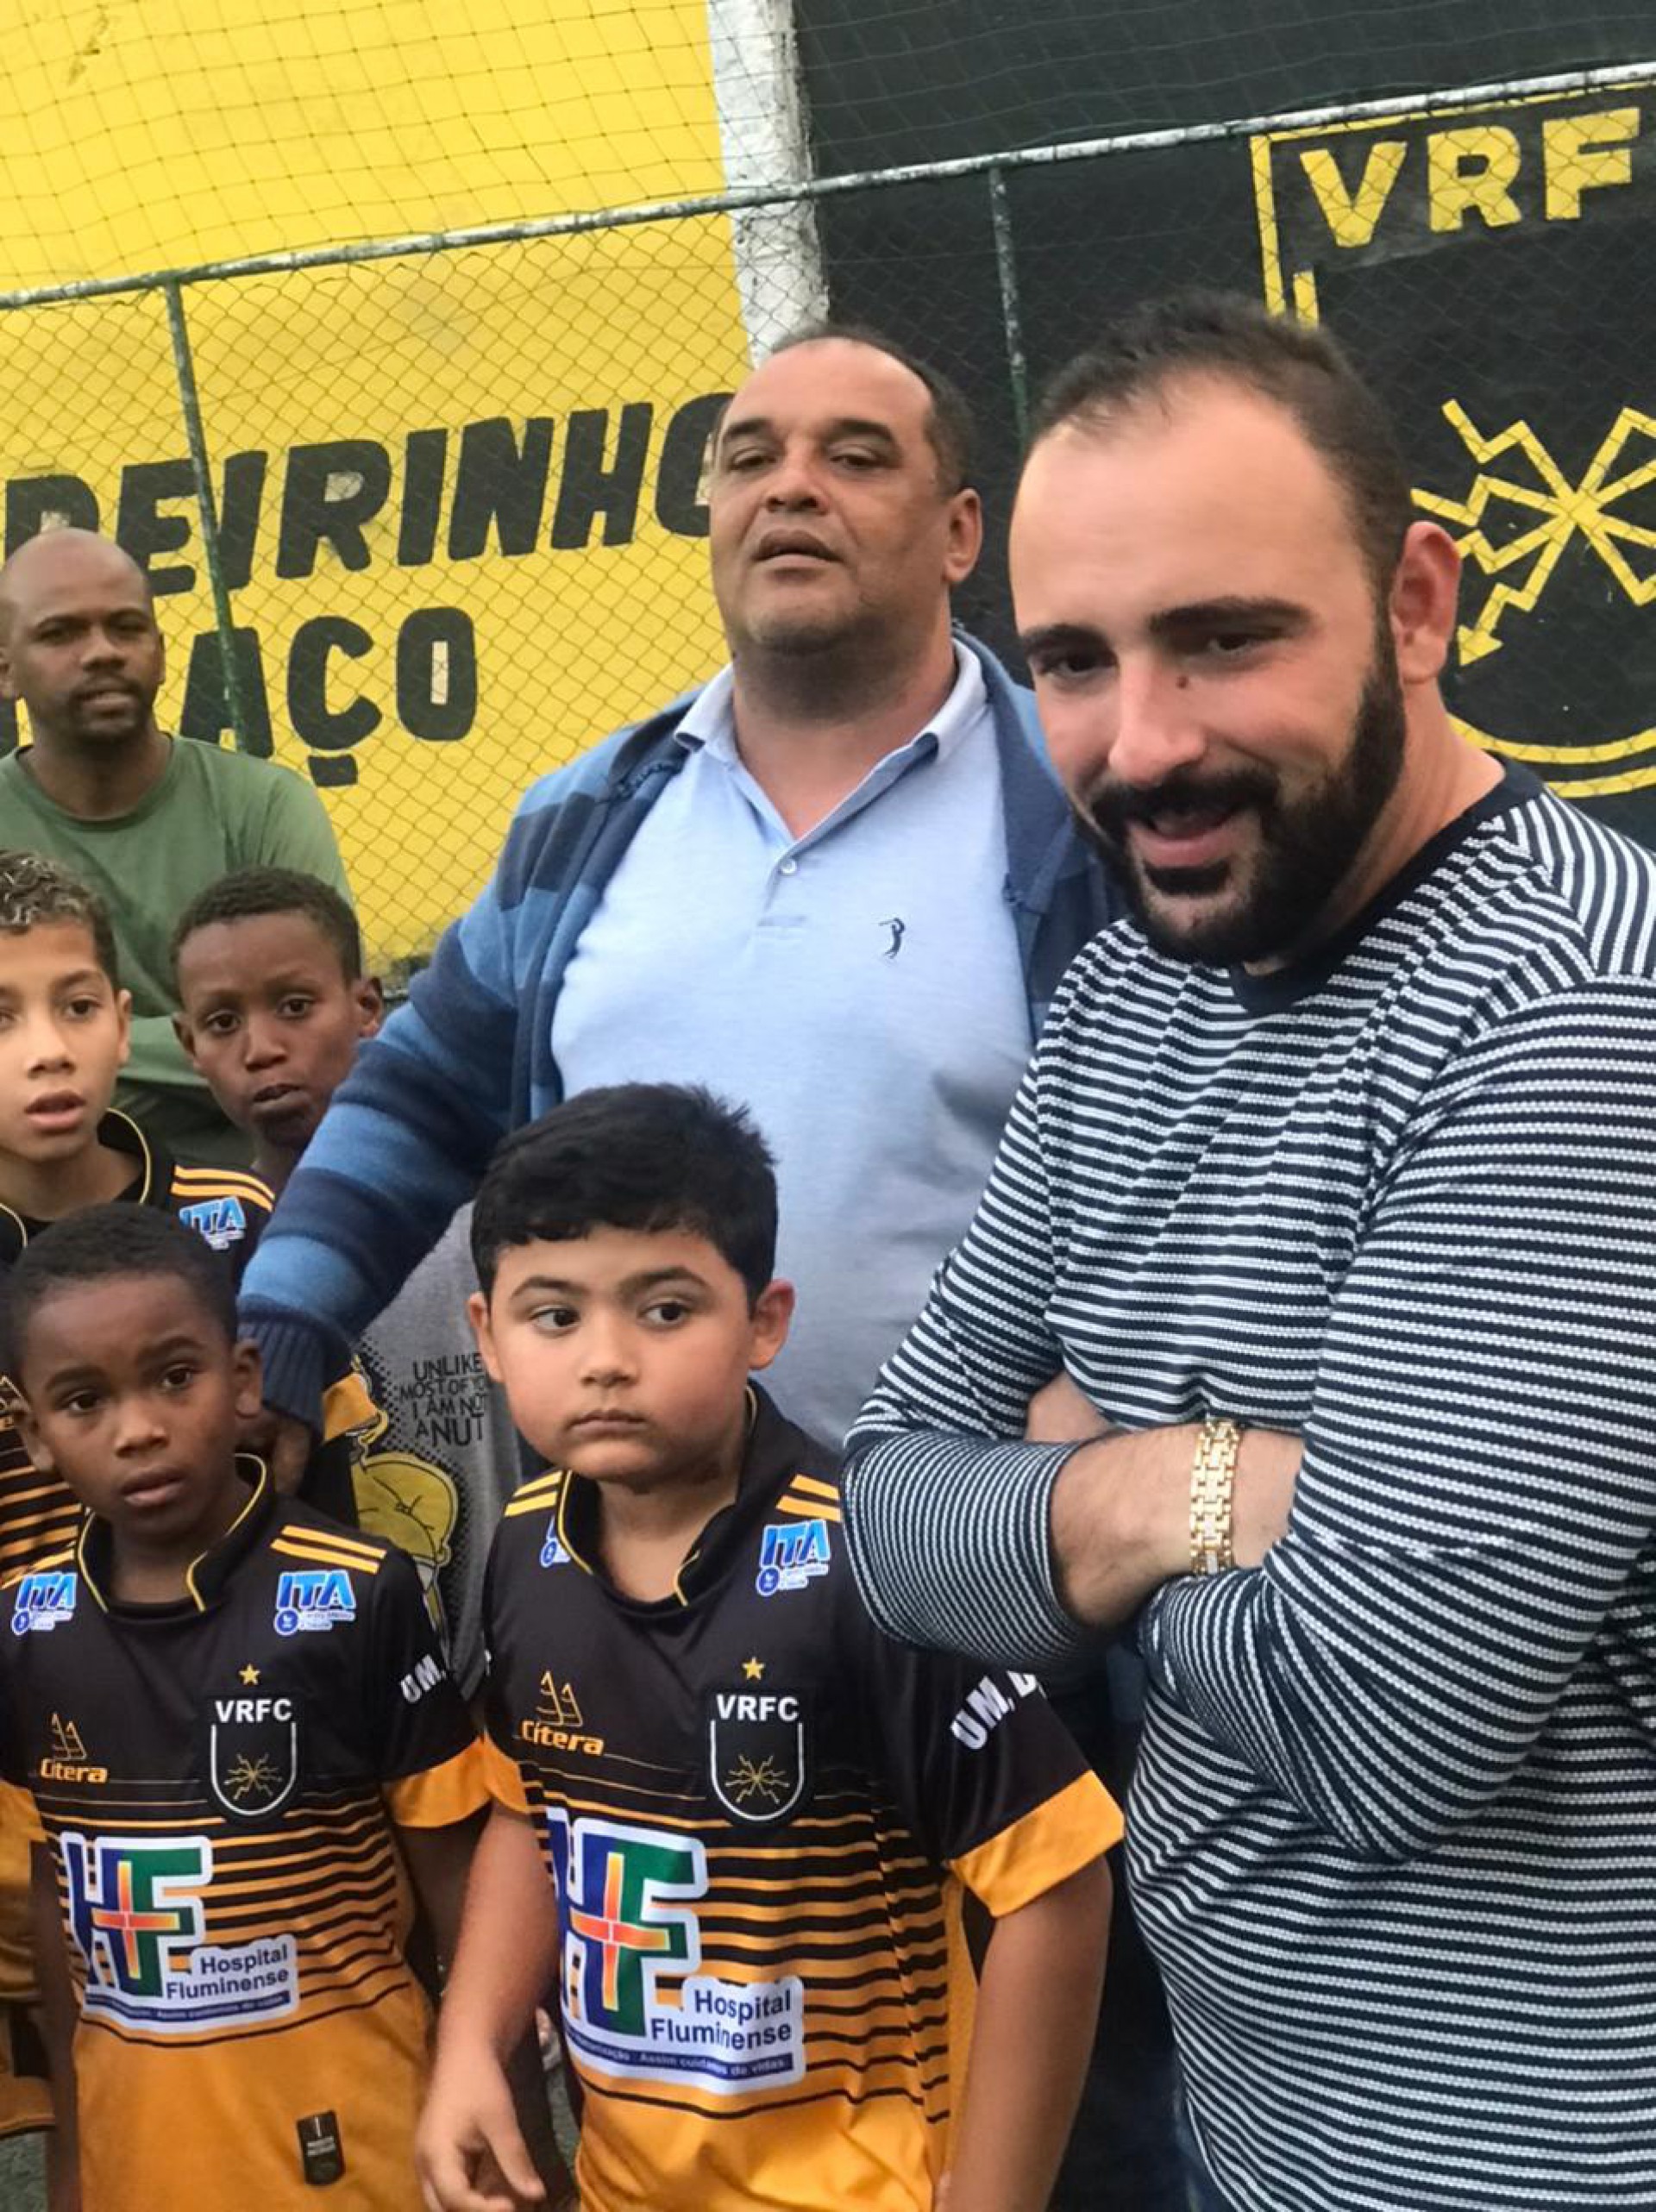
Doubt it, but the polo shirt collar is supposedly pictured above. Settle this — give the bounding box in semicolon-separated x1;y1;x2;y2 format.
77;1455;275;1617
678;644;987;778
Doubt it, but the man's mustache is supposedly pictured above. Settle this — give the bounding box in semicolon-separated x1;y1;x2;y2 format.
1078;763;1279;839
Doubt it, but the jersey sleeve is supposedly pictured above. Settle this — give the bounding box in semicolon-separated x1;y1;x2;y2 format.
859;1605;1122;1918
363;1542;485;1827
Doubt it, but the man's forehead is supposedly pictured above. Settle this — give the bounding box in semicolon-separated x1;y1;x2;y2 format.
724;339;930;436
1;532;152;620
1020;379;1350;527
1013;384;1358;600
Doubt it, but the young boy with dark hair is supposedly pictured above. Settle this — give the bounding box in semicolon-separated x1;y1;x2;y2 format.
0;848;279;2154
168;868;382;1195
420;1082;1120;2212
171;866;519;1694
0;1205;486;2210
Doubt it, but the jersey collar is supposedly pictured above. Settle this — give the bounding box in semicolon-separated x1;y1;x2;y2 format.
76;1455;277;1617
555;1385;826;1610
0;1108;172;1266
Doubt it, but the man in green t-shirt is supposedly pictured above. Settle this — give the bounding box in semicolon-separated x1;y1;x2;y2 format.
0;529;349;1165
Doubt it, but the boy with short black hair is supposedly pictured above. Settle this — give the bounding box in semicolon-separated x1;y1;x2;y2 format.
169;868;382;1195
172;866;518;1694
419;1082;1120;2212
0;1205;486;2211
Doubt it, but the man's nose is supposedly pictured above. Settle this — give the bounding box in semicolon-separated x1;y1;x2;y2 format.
80;625;125;667
763;444;826;510
1105;661;1208;789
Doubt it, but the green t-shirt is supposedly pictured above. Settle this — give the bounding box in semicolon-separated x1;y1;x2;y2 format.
0;737;349;1165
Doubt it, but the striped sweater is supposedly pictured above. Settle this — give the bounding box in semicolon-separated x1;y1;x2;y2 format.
844;768;1656;2210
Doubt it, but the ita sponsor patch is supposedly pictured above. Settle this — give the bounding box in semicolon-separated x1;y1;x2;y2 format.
548;1810;804;2094
177;1195;250;1250
273;1566;356;1636
9;1570;75;1635
754;1517;831;1598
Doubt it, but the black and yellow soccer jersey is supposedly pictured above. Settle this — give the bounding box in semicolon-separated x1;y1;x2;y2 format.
483;1388;1122;2212
0;1109;279;2070
0;1464;484;2210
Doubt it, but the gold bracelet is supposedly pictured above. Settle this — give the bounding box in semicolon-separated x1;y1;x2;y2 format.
1189;1417;1241;1576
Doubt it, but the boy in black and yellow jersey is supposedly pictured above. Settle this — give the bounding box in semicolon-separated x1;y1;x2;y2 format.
0;849;273;2150
0;1206;486;2210
420;1085;1120;2212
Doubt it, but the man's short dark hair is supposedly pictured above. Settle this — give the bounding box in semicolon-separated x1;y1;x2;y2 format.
471;1085;778;1305
0;849;118;987
762;322;977;494
170;867;362;987
6;1205;237;1379
1030;291;1414;591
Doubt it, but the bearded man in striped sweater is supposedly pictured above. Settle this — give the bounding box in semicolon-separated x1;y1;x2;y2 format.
844;293;1656;2212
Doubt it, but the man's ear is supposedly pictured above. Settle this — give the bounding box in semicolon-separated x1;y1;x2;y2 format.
944;487;983;587
172;1008;198;1064
467;1290;503;1382
0;646;16;705
747;1279;796;1372
1389;519;1461;687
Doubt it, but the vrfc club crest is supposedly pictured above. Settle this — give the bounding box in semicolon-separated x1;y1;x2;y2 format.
204;1689;301;1823
706;1685;810;1827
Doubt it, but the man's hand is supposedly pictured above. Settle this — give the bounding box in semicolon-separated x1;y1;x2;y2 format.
417;2046;548;2212
1233;1426;1301;1566
1024;1370;1111;1444
239;1405;314;1495
1051;1422;1304;1630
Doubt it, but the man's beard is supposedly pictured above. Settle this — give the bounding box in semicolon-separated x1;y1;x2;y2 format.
1072;641;1408;967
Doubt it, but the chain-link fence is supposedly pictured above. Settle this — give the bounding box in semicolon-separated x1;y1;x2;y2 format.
2;45;1654;970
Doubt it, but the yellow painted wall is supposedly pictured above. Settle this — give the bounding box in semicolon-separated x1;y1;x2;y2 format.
0;1;745;962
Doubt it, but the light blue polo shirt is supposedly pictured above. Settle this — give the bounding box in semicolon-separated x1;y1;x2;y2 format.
550;648;1033;1446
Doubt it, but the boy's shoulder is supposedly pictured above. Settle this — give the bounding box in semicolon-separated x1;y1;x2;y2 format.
167;1153;273;1243
266;1496;401;1577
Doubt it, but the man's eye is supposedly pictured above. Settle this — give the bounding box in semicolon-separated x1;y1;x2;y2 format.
1198;630;1269;659
644;1299;691;1325
160;1365;198;1392
59;1391;101;1417
831;448;881;470
722;448;769;473
529;1307;578;1332
1033;649;1110;685
63;997;101;1020
279;997;315;1019
202;1011;239;1037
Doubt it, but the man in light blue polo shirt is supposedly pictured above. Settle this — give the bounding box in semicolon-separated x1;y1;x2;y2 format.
245;327;1120;1450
